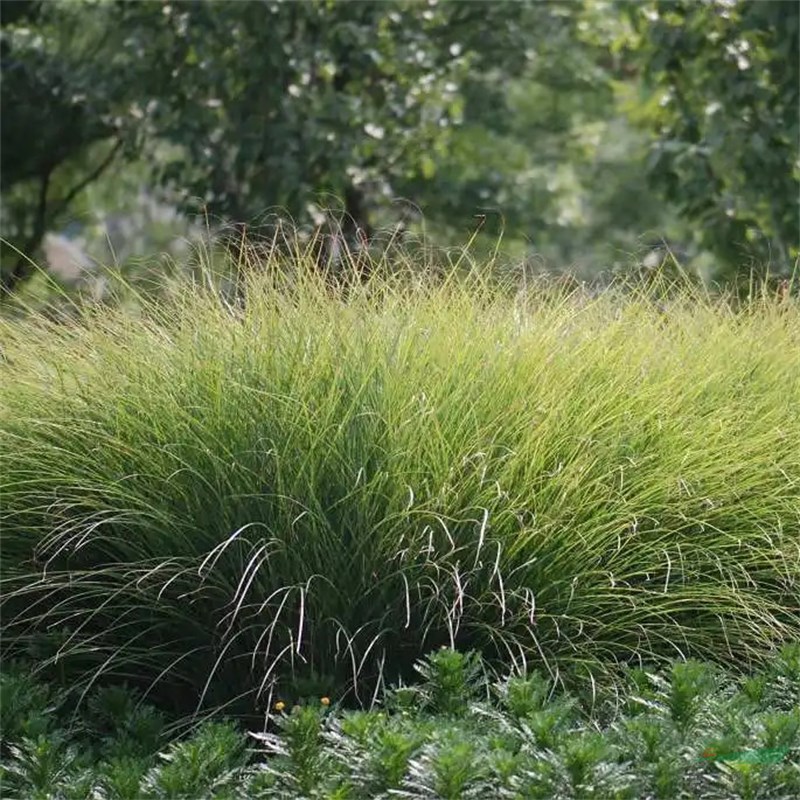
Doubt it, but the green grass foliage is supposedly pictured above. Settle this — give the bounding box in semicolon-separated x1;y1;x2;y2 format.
1;254;799;714
2;647;799;799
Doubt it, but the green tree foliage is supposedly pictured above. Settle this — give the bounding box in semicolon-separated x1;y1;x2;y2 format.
2;0;529;287
0;0;140;292
620;0;799;274
1;0;797;293
399;4;684;272
97;0;495;236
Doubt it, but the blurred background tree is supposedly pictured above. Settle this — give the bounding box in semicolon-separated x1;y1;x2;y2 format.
1;0;797;300
618;0;799;273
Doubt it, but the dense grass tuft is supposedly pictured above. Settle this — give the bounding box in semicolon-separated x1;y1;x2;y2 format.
1;253;798;716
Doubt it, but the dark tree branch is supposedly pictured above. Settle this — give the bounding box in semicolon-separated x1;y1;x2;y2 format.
1;137;123;297
2;166;51;296
50;137;124;219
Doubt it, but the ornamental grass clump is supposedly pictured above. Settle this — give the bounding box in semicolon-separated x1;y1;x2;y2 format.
1;247;798;716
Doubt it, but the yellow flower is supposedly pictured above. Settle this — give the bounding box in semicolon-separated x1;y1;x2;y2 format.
320;696;331;706
273;701;286;712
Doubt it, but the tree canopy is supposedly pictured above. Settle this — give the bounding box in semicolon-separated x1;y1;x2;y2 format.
1;0;797;293
620;0;799;269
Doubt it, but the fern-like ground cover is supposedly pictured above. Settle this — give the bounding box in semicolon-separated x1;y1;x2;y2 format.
2;646;799;799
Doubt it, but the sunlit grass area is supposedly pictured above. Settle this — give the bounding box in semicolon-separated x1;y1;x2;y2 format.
1;251;798;719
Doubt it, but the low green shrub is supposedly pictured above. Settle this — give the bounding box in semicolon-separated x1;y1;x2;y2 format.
1;647;799;799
